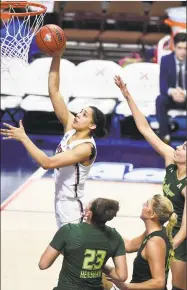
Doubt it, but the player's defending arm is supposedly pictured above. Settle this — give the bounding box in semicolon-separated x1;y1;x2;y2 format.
124;231;146;253
104;232;128;282
39;225;68;270
39;245;61;270
114;75;175;166
48;55;74;131
104;255;127;282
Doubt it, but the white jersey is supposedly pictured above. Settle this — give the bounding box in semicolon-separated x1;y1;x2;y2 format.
54;129;96;201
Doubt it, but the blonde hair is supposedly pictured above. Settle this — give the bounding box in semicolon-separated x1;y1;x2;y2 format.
151;194;178;247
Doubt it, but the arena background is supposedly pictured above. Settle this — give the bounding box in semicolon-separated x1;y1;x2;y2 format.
1;1;186;289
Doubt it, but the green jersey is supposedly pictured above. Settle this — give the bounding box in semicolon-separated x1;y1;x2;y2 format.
50;222;126;289
131;229;171;290
163;164;187;228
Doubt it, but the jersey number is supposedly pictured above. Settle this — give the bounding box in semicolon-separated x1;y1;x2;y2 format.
82;249;107;270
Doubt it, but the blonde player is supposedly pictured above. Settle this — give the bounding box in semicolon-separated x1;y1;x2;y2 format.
1;54;107;228
114;75;187;290
105;194;177;290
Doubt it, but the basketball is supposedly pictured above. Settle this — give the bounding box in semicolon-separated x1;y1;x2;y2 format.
36;24;66;56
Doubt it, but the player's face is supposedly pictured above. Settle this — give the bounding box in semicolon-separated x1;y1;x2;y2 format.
140;199;154;221
83;202;92;222
72;107;96;133
174;141;187;164
174;41;186;61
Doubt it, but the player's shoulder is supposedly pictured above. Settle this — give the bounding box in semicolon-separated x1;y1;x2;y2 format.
161;52;174;63
146;235;166;253
104;225;121;239
57;223;85;240
165;162;176;172
59;223;79;233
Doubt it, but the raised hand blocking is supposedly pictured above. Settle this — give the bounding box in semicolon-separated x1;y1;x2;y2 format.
114;75;131;99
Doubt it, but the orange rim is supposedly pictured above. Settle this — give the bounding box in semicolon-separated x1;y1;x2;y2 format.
164;19;186;29
0;1;47;19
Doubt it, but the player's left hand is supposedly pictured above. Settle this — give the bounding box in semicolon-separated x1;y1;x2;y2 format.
0;120;27;141
114;75;131;99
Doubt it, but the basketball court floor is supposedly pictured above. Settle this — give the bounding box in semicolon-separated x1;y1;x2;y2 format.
1;151;172;290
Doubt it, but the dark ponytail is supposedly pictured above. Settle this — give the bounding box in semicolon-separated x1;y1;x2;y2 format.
91;198;119;226
89;106;107;138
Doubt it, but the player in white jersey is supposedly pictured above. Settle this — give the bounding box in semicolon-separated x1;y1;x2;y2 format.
54;127;97;228
1;52;107;228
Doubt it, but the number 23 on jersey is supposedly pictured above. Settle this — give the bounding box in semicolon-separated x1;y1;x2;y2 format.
82;249;107;270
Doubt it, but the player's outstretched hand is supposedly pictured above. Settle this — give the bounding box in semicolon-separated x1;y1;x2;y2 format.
0;120;27;141
114;75;131;100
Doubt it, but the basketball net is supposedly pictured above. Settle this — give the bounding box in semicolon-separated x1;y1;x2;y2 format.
0;2;46;74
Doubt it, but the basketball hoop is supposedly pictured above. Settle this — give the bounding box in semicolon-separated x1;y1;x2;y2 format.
0;1;47;73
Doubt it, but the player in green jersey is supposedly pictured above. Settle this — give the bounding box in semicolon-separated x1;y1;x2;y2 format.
105;194;177;290
39;198;127;290
115;75;186;290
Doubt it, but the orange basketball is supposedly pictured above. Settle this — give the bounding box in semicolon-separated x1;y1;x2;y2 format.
36;24;66;56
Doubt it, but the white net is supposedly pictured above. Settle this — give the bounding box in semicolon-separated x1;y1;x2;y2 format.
0;2;46;73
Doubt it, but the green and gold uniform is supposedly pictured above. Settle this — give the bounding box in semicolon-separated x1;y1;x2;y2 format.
131;230;171;290
50;222;126;290
163;164;187;262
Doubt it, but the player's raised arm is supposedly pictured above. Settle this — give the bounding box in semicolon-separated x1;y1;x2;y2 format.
48;55;75;131
114;75;175;165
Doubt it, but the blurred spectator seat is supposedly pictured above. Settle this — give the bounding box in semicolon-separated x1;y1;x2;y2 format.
21;57;75;103
141;32;168;46
68;98;116;116
141;1;182;46
168;110;186;118
20;58;75;134
157;35;172;63
99;1;146;46
64;29;100;43
61;1;103;43
63;1;104;19
99;30;144;45
71;59;122;99
149;1;182;19
1;61;26;124
157;7;186;58
67;60;122;134
105;1;145;21
115;62;186;138
116;63;160;118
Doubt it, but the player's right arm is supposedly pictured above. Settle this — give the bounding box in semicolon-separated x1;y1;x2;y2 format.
114;75;175;166
48;56;75;131
104;232;128;282
39;225;68;270
124;231;146;253
104;255;127;282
